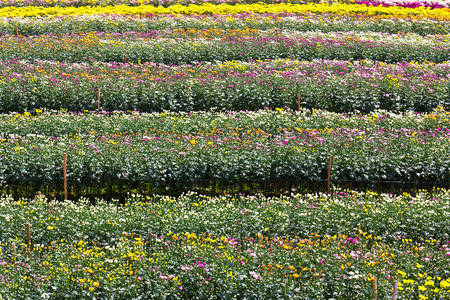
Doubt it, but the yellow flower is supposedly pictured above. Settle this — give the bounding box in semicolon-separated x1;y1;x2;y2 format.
416;263;422;268
89;287;95;292
419;286;427;291
425;280;434;287
93;282;99;287
440;280;450;289
47;226;54;230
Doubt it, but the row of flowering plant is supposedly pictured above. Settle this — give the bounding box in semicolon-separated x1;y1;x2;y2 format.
2;0;446;8
1;58;449;113
2;107;449;136
0;0;329;8
0;108;449;186
2;31;449;65
356;0;450;9
1;14;448;36
0;190;449;298
1;2;450;19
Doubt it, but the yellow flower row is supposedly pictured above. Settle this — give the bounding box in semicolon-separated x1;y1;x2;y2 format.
1;3;450;19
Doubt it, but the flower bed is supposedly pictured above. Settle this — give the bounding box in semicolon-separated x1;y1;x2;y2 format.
2;31;449;66
0;109;449;188
1;59;449;113
1;2;450;19
0;190;449;298
356;0;450;9
1;14;449;36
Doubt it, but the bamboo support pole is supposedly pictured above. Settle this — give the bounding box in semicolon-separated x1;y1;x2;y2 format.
16;24;19;49
372;276;377;300
392;280;398;300
297;91;301;112
11;242;16;259
97;88;101;113
63;153;67;201
327;154;332;194
26;223;31;251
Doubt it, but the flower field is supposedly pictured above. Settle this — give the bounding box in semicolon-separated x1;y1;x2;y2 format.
0;0;450;298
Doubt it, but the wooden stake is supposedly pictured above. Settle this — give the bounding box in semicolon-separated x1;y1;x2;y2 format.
290;47;293;60
78;128;81;136
97;88;101;113
63;153;67;201
352;191;356;202
26;223;31;251
372;276;377;300
16;24;19;50
327;154;332;194
124;50;127;64
11;242;16;259
357;224;361;236
392;280;398;300
297;91;301;112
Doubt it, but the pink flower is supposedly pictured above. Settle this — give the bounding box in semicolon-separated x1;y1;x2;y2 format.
249;271;260;280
